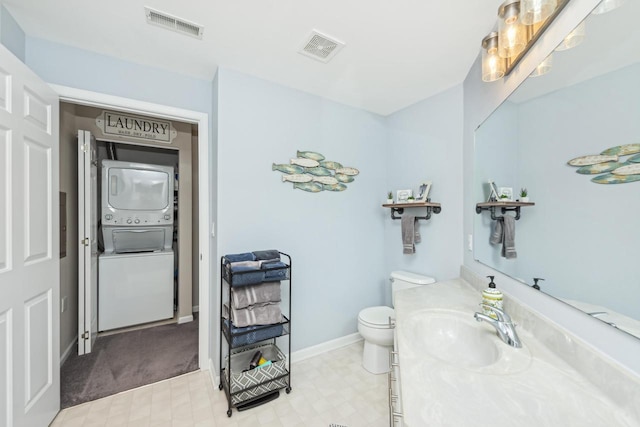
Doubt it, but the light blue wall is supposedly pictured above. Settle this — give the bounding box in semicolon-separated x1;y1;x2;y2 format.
463;0;640;375
25;37;212;114
383;86;464;297
216;68;388;350
514;63;640;319
0;5;25;61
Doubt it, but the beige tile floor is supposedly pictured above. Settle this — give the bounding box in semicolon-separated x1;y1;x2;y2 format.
51;341;389;427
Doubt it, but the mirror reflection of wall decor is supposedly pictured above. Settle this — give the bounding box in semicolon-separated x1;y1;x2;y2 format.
567;144;640;184
396;189;412;203
272;150;359;192
416;181;432;203
474;0;640;340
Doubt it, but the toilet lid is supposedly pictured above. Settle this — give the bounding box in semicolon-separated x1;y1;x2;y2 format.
359;306;395;327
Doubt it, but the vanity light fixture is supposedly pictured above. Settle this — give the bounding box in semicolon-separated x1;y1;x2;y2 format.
481;0;569;82
529;54;553;77
498;0;527;59
591;0;625;14
482;32;506;82
520;0;558;25
555;20;586;51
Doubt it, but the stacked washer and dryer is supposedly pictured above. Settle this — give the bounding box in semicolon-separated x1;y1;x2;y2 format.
98;160;175;331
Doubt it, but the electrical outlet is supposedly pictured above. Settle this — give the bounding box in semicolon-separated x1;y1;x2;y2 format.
61;296;68;313
467;234;473;251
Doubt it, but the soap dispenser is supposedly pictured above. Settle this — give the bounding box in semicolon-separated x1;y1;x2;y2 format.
532;277;545;290
482;276;503;318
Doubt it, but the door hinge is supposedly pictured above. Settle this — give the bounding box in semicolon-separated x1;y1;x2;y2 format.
81;143;89;153
81;238;89;246
82;331;90;340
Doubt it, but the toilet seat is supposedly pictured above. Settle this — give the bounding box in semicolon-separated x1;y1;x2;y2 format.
358;306;395;329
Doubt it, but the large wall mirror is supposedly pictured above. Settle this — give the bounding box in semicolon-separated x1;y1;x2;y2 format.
474;0;640;340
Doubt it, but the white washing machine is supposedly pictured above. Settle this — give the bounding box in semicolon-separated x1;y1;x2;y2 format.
99;251;174;331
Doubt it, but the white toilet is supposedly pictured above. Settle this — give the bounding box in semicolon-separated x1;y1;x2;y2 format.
357;270;436;374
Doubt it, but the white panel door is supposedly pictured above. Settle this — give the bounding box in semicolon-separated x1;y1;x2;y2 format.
77;130;97;354
0;45;60;426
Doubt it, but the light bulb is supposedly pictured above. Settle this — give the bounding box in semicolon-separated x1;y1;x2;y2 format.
520;0;558;25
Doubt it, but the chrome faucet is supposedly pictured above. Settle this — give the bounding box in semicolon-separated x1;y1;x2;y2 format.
474;304;522;348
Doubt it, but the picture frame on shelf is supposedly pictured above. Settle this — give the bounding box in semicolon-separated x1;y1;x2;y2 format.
498;187;513;201
396;189;412;203
416;181;432;202
487;180;500;202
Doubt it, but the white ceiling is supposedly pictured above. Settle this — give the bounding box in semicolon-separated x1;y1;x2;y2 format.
4;0;503;116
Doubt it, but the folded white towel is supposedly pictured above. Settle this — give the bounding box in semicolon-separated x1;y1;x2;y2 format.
230;260;261;269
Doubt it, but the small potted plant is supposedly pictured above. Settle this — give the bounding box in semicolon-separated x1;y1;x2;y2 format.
387;191;394;204
519;188;529;202
407;196;416;203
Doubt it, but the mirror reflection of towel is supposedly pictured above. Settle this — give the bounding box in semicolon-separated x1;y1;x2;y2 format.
490;216;517;259
502;215;517;259
402;215;420;254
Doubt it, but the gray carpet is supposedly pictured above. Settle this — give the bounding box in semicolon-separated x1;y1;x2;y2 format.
61;317;198;408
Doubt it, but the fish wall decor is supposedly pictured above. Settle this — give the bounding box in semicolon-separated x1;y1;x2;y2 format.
273;150;359;192
568;142;640;184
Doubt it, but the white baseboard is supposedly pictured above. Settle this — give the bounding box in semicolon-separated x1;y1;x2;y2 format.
60;338;77;367
192;305;200;313
290;332;362;363
178;314;194;324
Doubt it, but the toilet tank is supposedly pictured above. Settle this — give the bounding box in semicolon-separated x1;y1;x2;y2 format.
390;270;436;306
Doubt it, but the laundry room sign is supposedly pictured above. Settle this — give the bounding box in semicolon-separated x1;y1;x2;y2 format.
96;111;177;143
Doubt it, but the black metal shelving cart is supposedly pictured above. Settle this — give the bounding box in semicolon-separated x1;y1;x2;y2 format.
218;251;292;417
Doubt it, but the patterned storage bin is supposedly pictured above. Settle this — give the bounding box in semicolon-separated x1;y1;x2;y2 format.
224;343;288;405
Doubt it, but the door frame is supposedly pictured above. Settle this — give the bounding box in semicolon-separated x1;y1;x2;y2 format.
51;84;210;367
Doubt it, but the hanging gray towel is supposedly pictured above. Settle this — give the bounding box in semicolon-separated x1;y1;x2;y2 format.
490;218;503;245
401;215;419;254
502;215;517;259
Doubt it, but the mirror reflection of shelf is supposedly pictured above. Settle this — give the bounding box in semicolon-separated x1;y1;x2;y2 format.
475;201;534;221
382;201;442;221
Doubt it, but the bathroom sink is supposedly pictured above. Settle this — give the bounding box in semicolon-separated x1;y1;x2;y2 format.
402;309;532;374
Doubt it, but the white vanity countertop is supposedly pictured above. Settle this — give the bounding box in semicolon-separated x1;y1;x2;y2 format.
394;278;640;427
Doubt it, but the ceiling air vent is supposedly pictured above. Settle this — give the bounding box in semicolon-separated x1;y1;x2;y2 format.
145;7;204;39
298;30;345;63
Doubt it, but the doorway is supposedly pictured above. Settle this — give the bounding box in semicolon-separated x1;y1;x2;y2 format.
57;99;209;407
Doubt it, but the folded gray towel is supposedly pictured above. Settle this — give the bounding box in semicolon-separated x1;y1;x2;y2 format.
253;250;280;261
402;215;416;254
223;303;282;327
490;219;503;245
231;282;281;309
502;215;517;259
